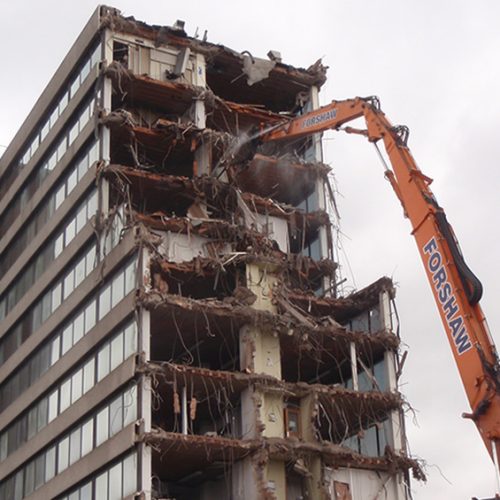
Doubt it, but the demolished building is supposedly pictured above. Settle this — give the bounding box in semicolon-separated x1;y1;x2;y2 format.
0;6;423;499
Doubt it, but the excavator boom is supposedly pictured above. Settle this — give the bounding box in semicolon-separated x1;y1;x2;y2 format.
260;97;500;475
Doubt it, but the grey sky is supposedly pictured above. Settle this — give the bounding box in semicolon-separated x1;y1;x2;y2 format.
1;1;500;498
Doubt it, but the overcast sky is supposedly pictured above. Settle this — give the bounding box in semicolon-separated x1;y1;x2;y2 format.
1;1;500;498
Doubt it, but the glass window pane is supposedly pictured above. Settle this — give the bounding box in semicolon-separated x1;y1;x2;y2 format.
48;150;57;171
59;91;69;115
41;121;50;142
80;60;91;83
70;77;80;98
68;491;79;500
122;454;137;497
62;324;73;355
0;433;7;461
374;358;388;392
27;407;37;440
81;419;93;457
97;344;110;382
111;273;125;308
51;281;62;311
96;406;109;446
60;379;71;413
110;333;124;371
360;425;378;457
73;311;84;344
65;218;76;246
14;469;24;500
55;185;66;210
75;258;86;289
69;121;79;145
34;453;45;489
79;104;91;130
124;323;137;359
123;387;137;427
57;139;67;162
91;44;101;67
124;261;136;295
108;462;122;500
99;285;111;320
37;396;48;431
95;471;108;499
84;300;96;334
69;426;81;465
63;270;75;301
85;245;96;273
80;482;92;500
57;435;69;473
87;190;98;219
51;336;61;366
48;390;58;422
76;204;87;233
77;156;87;181
45;445;56;482
83;358;95;394
24;460;35;496
49;107;59;128
89;140;99;165
53;233;64;260
109;395;123;436
71;369;83;404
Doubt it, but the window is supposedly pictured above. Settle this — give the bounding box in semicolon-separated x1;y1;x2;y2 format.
109;395;123;437
96;406;109;446
97;344;110;382
60;379;71;413
95;471;108;498
71;369;83;404
73;311;85;344
110;334;124;371
81;419;93;457
108;462;123;500
45;446;56;482
48;391;58;422
284;400;301;438
0;304;136;462
99;285;111;320
57;451;137;500
57;436;70;473
69;427;81;465
333;481;352;500
83;358;95;394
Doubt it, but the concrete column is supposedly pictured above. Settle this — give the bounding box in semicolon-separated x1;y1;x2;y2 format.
380;290;407;499
350;341;359;390
191;52;211;176
138;244;152;498
237;263;286;499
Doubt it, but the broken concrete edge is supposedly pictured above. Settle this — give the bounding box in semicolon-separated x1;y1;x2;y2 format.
103;66;292;122
98;6;328;88
103;163;330;217
136;289;400;352
140;359;404;409
140;428;425;481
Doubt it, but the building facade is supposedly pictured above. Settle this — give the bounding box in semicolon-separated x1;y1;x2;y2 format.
0;6;422;499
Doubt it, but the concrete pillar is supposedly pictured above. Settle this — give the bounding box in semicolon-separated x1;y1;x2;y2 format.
237;263;286;499
191;52;211;176
380;290;407;499
138;245;152;498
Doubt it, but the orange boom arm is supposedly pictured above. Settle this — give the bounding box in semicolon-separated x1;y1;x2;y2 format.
261;96;500;471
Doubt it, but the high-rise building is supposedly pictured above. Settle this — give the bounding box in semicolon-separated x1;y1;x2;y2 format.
0;6;422;499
